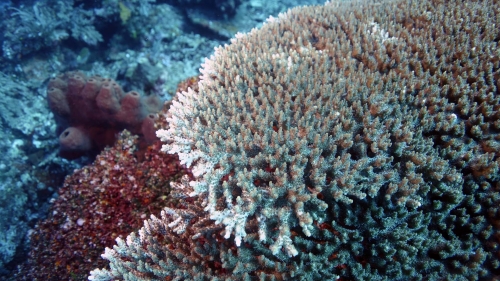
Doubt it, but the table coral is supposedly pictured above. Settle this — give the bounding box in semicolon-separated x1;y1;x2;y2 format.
46;71;162;159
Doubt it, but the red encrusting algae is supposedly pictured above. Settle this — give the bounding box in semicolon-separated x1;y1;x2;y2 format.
11;131;189;281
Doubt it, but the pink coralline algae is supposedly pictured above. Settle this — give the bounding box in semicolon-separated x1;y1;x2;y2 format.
46;71;162;159
11;131;189;281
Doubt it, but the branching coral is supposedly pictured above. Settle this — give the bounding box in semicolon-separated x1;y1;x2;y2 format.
92;0;499;280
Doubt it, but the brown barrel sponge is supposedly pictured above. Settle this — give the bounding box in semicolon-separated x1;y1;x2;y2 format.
141;114;158;144
96;82;121;114
116;91;142;126
47;76;67;92
66;73;86;99
47;87;70;117
80;77;102;101
59;127;92;153
46;71;164;160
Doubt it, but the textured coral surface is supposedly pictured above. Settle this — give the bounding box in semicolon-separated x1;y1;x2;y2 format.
10;132;188;281
159;0;499;257
92;0;500;280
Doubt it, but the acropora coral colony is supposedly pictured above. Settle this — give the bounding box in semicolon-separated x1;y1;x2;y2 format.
26;0;500;280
